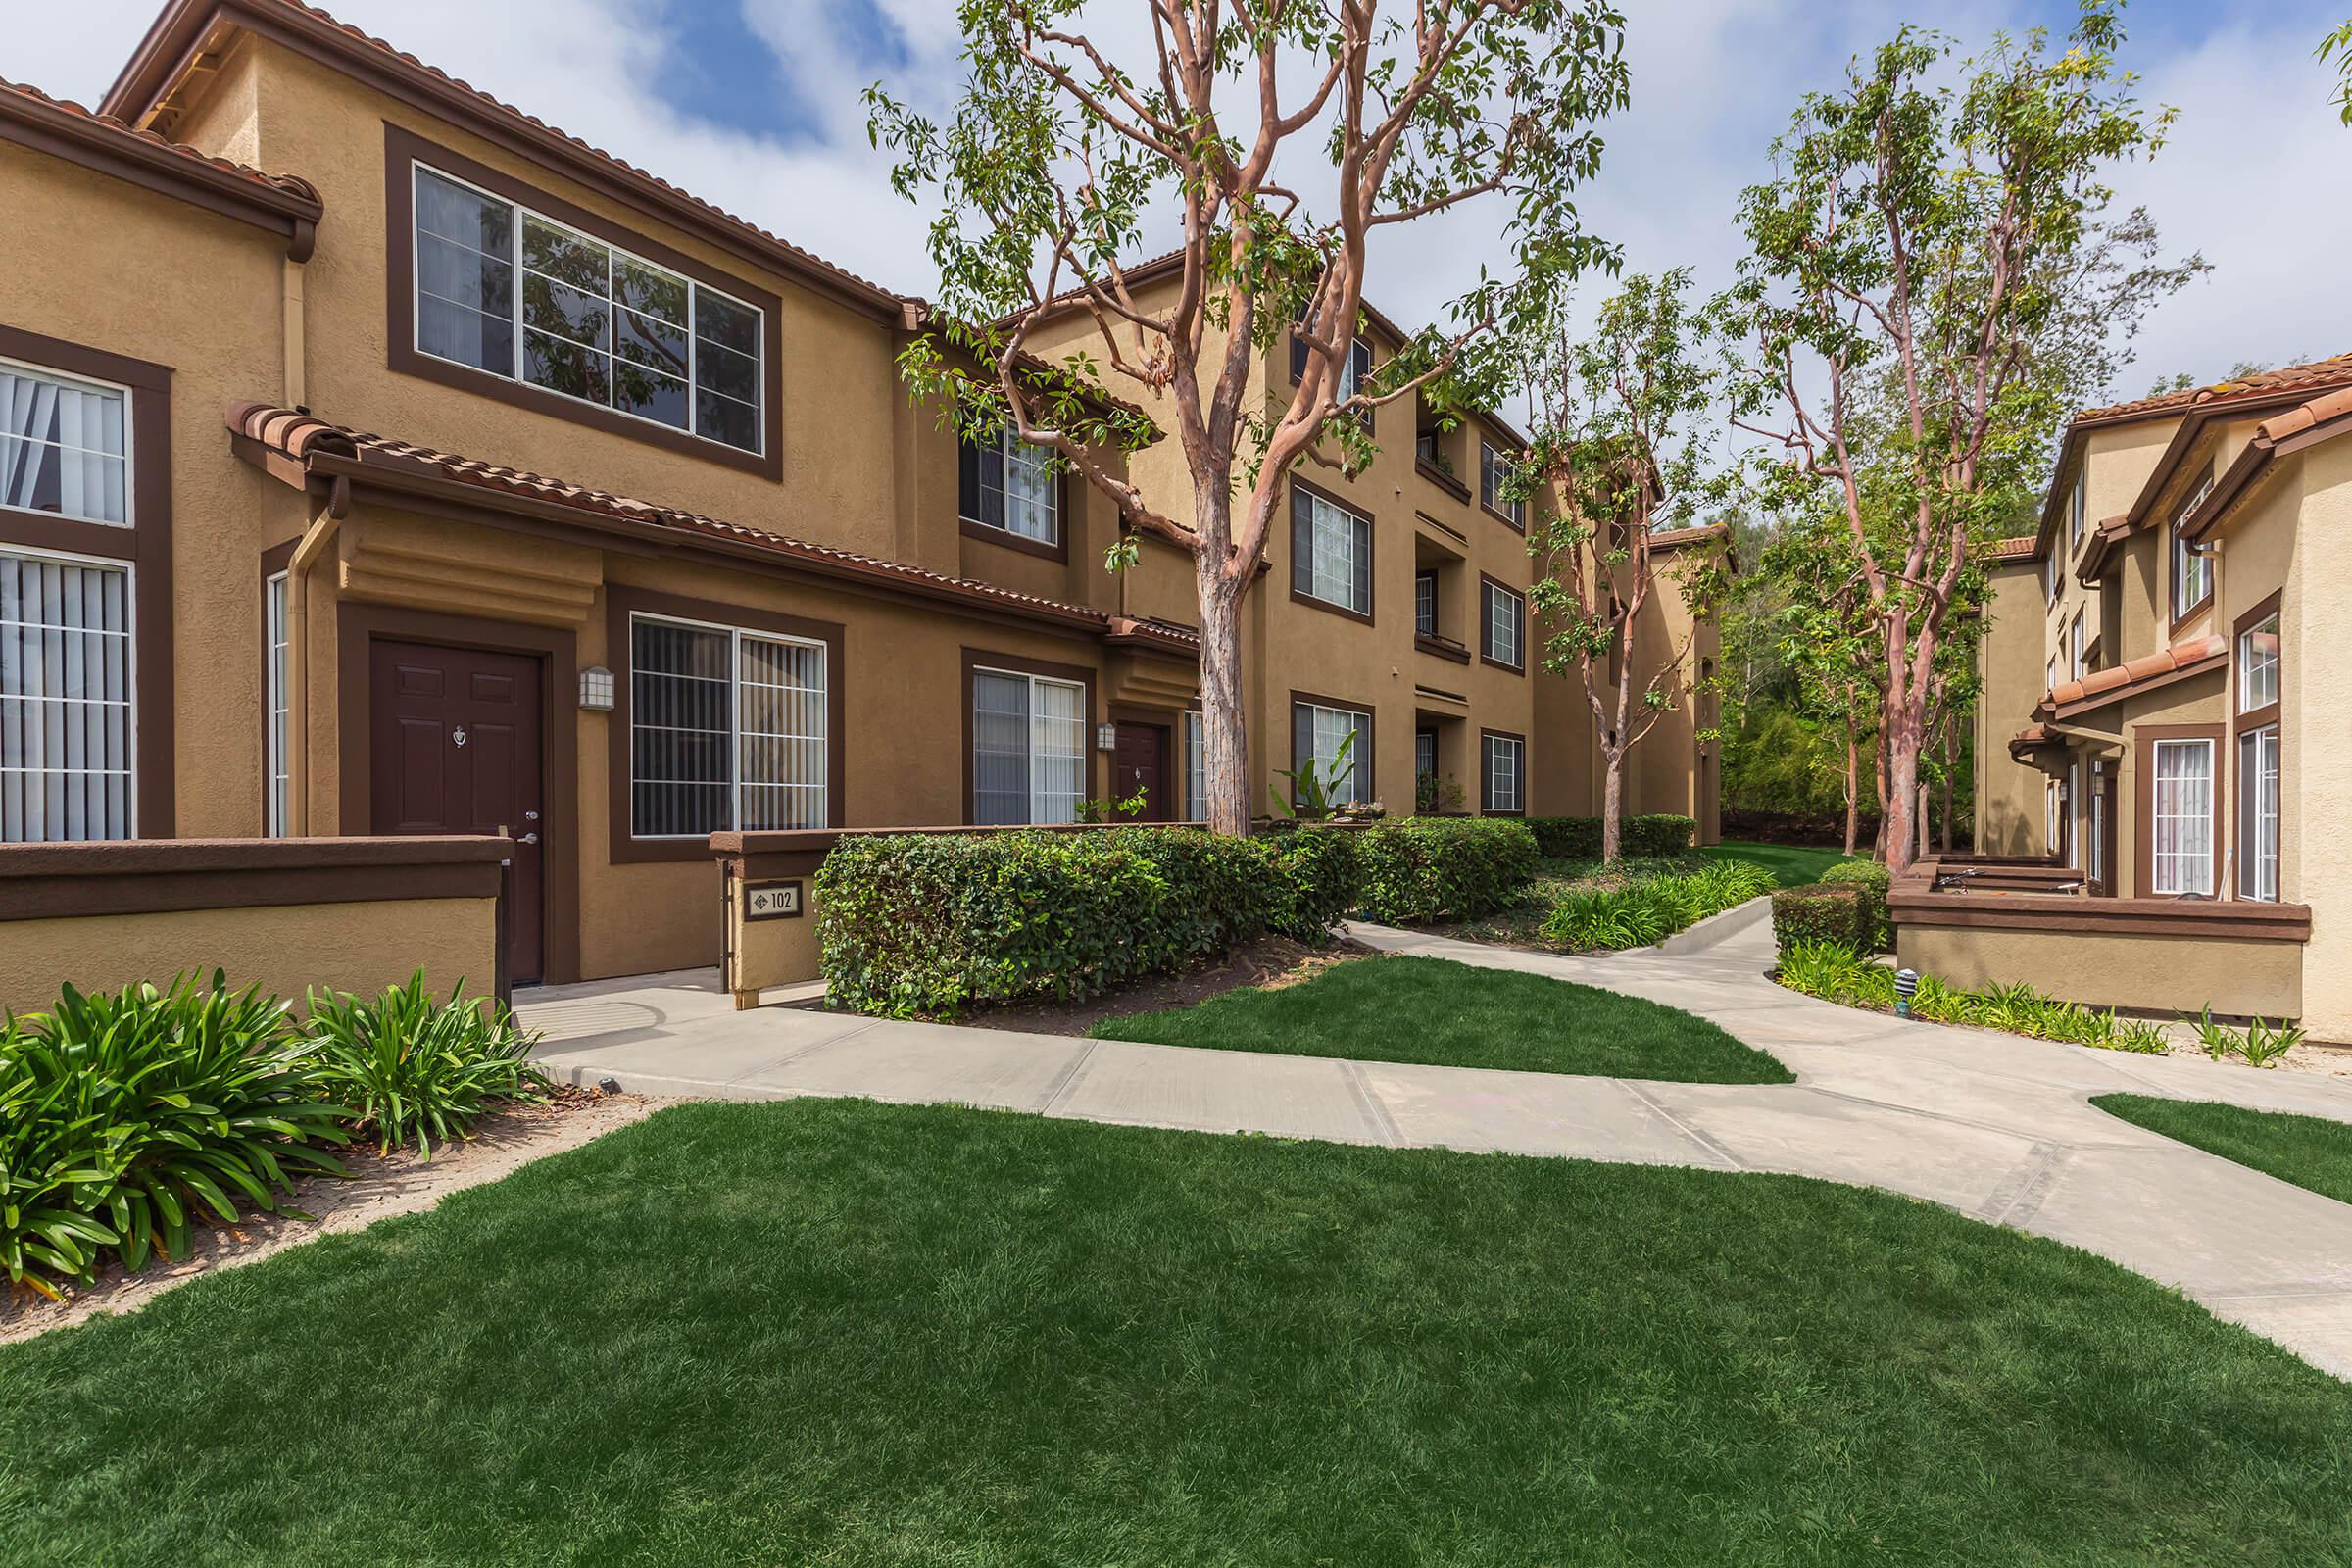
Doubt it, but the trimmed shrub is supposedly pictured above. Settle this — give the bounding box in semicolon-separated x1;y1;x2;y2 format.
1526;816;1604;859
1773;942;2177;1055
1623;814;1698;858
1770;884;1870;955
1541;860;1777;952
0;974;349;1299
1353;817;1541;925
1819;858;1893;952
816;827;1359;1018
303;974;549;1156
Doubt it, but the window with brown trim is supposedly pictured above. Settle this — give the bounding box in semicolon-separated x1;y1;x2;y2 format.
1480;439;1526;529
1291;480;1373;620
2234;592;2282;902
2170;466;2215;625
1290;696;1371;807
959;429;1063;555
1481;730;1525;814
1481;575;1525;671
629;611;830;837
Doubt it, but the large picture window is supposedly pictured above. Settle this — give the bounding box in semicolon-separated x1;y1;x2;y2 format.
630;613;827;837
972;667;1087;825
1291;699;1370;806
960;430;1060;547
0;358;129;527
1;547;132;842
2148;736;2215;896
1291;484;1372;617
413;163;764;455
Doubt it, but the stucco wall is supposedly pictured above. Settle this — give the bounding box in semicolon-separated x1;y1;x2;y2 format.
2288;438;2352;1038
1897;923;2302;1026
0;897;497;1020
1974;564;2047;857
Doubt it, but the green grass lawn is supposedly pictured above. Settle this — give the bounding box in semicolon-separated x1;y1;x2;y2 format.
6;1098;2351;1565
1700;839;1861;888
2095;1094;2352;1202
1091;954;1792;1083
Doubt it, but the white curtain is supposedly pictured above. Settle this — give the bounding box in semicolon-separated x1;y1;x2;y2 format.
972;670;1031;825
2151;739;2213;895
1030;678;1086;823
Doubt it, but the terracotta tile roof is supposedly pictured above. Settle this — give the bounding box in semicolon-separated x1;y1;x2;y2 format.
2008;724;2053;756
2075;353;2352;428
1646;522;1730;550
2255;384;2352;446
107;0;906;318
1984;535;2039;562
2041;633;2225;717
224;401;1124;633
0;73;320;207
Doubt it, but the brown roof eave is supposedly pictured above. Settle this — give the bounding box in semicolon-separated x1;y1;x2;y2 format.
0;76;320;256
107;0;909;322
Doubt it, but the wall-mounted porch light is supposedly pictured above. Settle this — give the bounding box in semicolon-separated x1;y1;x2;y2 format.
1096;721;1120;752
579;666;615;711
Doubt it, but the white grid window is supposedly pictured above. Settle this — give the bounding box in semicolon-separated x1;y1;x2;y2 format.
2238;726;2279;902
630;613;826;837
1481;440;1526;527
963;430;1060;546
0;359;129;527
2069;465;2086;543
2239;612;2279;712
1485;734;1524;813
266;572;288;836
2066;762;2081;870
2069;613;2084;681
1291;487;1371;615
1184;710;1206;823
2149;738;2214;896
1;548;133;842
1484;580;1525;668
1292;701;1368;806
414;164;763;455
1415;572;1437;636
2171;472;2215;618
972;668;1086;825
2088;763;2106;886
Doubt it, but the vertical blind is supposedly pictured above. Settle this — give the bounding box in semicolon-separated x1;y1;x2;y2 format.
1;550;133;842
972;669;1085;826
630;615;827;837
2149;738;2213;896
1291;488;1371;614
266;573;289;836
0;363;128;525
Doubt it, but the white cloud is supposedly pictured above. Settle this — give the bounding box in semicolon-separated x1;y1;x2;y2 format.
15;0;2347;402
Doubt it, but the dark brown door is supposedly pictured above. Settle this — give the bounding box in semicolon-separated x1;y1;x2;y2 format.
1113;722;1172;821
369;639;546;985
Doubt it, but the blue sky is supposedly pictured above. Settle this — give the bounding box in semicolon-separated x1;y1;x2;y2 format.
18;0;2350;406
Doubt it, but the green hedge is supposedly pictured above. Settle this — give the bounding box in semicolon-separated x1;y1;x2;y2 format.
1354;818;1540;925
1769;884;1870;955
1522;815;1697;860
815;827;1359;1018
1819;859;1893;952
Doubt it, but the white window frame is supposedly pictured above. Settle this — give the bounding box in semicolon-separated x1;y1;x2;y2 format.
627;610;828;839
2237;725;2279;903
1480;439;1527;528
2069;465;2086;544
2065;762;2081;870
0;542;137;842
971;665;1088;826
0;353;135;530
2171;472;2215;620
2149;736;2216;897
1294;487;1371;616
1483;578;1525;669
410;160;767;457
2238;611;2279;713
1484;732;1525;814
265;570;289;837
2069;612;2084;681
2087;761;2106;887
1183;709;1207;823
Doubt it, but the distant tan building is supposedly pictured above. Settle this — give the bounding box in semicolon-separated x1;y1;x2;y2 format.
0;0;1720;991
1944;355;2352;1033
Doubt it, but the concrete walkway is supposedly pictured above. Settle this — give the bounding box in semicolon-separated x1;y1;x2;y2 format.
520;902;2352;1378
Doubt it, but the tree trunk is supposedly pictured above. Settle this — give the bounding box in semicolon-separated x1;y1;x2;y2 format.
1882;681;1925;877
1841;718;1859;857
1600;747;1624;862
1196;553;1251;836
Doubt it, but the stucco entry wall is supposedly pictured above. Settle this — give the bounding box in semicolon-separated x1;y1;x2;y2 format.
1897;924;2302;1026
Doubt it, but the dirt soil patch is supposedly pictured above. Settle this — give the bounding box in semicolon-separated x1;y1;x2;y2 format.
1;1088;664;1344
956;935;1376;1037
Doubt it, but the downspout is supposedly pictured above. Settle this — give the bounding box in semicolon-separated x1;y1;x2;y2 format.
282;473;349;834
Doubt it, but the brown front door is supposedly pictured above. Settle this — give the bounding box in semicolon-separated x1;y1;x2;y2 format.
369;639;546;985
1113;722;1172;822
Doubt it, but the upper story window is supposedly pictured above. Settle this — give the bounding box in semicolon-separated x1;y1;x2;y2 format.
1480;440;1527;529
960;429;1060;547
1482;578;1526;670
2069;464;2086;544
1414;570;1438;637
0;359;130;527
2238;610;2280;714
2170;467;2215;621
1291;328;1373;404
2069;612;2085;681
1291;483;1372;618
412;164;764;456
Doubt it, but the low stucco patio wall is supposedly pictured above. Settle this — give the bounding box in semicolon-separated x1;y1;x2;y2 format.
0;836;512;1018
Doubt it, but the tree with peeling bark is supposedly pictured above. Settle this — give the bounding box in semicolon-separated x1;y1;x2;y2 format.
1717;1;2181;874
866;0;1631;834
1520;270;1731;864
1761;509;1881;856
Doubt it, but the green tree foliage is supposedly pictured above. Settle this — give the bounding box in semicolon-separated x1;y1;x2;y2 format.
1717;2;2195;871
2323;22;2352;125
866;1;1632;833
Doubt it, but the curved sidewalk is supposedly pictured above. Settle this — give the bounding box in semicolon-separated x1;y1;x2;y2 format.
523;906;2352;1378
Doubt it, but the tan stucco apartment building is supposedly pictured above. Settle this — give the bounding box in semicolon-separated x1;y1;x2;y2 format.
1953;354;2352;1034
1;0;1719;988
